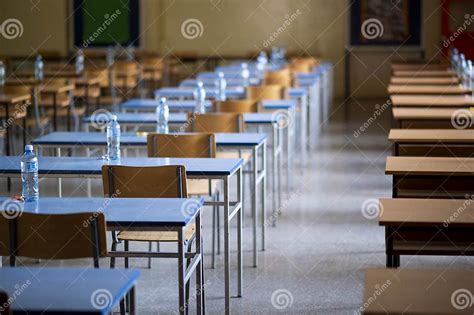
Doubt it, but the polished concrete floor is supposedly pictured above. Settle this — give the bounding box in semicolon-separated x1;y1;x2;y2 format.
3;99;473;314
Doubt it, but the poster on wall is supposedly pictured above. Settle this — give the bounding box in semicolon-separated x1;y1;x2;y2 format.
73;0;139;48
349;0;422;47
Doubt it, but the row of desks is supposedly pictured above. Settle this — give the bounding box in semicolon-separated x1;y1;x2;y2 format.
361;62;474;314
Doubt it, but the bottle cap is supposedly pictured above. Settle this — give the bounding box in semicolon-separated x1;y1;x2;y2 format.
25;145;33;152
111;115;117;120
160;97;166;103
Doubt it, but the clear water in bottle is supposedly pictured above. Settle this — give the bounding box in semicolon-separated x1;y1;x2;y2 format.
0;61;5;86
35;55;44;82
156;97;169;133
106;115;121;160
21;145;39;202
75;49;85;74
194;81;207;113
216;72;227;101
241;63;250;86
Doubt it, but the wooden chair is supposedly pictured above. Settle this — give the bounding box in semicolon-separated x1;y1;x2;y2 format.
0;212;107;268
264;69;292;87
192;112;244;133
0;291;10;315
246;84;284;103
212;100;258;113
101;165;196;269
146;133;221;268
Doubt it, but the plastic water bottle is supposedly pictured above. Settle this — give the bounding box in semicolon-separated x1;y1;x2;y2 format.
106;46;115;66
156;97;169;133
216;72;227;101
21;145;39;202
241;63;250;86
75;49;85;74
256;51;268;76
0;61;5;87
35;55;44;82
467;60;473;95
106;115;121;160
194;81;207;113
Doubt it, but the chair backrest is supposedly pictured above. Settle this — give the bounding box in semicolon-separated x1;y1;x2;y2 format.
212;100;258;113
192;113;243;133
290;61;311;73
0;291;10;314
0;211;107;267
264;69;292;87
2;85;31;96
147;133;216;158
246;85;284;102
102;165;188;198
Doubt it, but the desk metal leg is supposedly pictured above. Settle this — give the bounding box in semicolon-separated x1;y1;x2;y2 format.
223;176;230;314
177;228;186;315
272;127;277;217
278;128;283;211
237;168;242;297
86;148;92;197
196;209;204;315
286;126;290;195
261;142;266;251
252;147;258;267
129;286;136;315
56;148;62;197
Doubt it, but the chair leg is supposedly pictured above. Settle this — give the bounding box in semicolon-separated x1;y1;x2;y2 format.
147;242;152;269
216;190;221;255
124;241;129;268
211;192;216;269
120;299;126;315
185;241;193;315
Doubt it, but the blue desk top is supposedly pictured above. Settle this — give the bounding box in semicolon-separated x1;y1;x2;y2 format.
32;132;267;147
83;112;186;124
180;78;260;87
0;156;244;177
287;87;307;98
122;99;212;111
0;267;139;314
154;87;245;99
261;99;297;109
0;197;203;227
84;112;276;126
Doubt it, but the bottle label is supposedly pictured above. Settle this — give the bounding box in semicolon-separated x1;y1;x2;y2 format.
26;161;37;172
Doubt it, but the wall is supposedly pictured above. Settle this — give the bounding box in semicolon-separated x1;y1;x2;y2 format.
0;0;443;99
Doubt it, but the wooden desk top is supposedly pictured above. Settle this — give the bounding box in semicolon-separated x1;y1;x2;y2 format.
392;107;466;120
388;84;469;95
388;129;474;143
390;77;459;85
391;95;474;107
0;93;31;105
391;62;450;72
40;83;75;94
393;69;457;77
362;268;474;314
385;156;474;176
379;198;474;226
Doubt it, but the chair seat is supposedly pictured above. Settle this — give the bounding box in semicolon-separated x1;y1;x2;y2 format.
188;179;219;196
216;151;252;162
74;86;101;98
118;223;195;242
46;106;86;117
40;95;71;107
